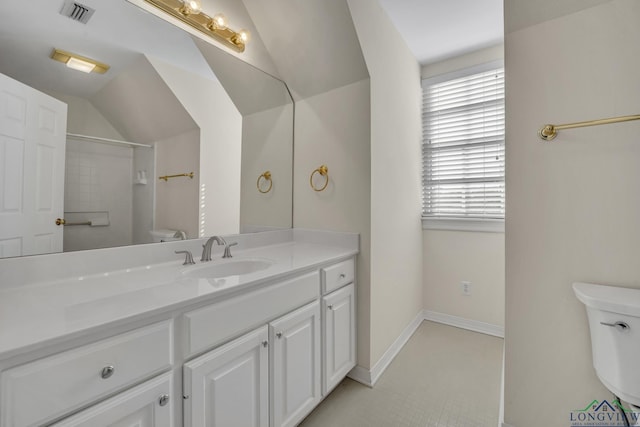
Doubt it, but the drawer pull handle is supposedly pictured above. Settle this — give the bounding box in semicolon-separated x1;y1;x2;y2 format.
276;331;283;339
328;305;334;310
100;365;115;379
158;394;170;407
262;340;269;348
339;273;346;279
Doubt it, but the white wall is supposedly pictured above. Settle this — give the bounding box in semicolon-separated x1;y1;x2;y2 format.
155;129;200;239
293;79;372;368
347;0;423;369
421;47;505;329
148;57;243;236
423;231;504;327
505;1;640;424
240;104;293;231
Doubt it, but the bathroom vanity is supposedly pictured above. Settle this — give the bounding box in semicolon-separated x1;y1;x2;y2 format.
0;229;358;427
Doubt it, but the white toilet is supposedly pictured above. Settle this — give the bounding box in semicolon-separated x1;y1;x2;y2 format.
149;229;180;243
574;282;640;425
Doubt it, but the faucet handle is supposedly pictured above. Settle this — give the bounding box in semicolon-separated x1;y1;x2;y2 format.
223;242;238;258
175;250;196;265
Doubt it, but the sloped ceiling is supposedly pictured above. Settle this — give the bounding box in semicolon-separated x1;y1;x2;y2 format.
378;0;503;65
242;0;369;100
90;56;198;144
505;0;613;33
194;38;292;116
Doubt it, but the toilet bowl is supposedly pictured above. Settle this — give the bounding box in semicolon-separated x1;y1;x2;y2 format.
574;282;640;414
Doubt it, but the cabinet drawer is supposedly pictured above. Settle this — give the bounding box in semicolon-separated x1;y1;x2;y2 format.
184;272;319;357
1;321;173;427
50;373;173;427
321;258;354;294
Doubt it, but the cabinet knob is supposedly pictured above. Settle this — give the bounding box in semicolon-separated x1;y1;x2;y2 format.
339;273;346;279
276;331;283;339
100;365;115;379
262;340;268;348
158;394;170;407
328;305;334;310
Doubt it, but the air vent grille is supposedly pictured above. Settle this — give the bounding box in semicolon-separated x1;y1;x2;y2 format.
60;1;95;24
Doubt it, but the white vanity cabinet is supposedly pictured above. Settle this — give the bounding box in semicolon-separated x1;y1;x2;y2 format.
270;301;321;427
0;321;173;427
183;301;321;427
321;259;356;395
0;248;358;427
183;326;270;427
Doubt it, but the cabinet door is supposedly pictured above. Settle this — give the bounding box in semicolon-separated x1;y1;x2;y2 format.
183;326;269;427
50;373;173;427
270;301;321;427
323;283;356;395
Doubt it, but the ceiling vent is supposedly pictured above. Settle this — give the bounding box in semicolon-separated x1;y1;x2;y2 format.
60;1;95;24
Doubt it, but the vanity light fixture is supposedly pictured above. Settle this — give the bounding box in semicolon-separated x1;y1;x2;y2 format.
50;49;110;74
144;0;251;53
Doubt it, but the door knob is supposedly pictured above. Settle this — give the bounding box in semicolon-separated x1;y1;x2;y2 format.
56;218;66;226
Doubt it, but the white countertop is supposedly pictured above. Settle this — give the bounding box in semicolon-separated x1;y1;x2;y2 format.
0;230;358;359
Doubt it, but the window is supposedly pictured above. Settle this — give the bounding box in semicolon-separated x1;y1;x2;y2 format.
421;61;505;232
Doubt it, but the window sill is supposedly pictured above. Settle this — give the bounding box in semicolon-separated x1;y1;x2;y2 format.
422;217;504;233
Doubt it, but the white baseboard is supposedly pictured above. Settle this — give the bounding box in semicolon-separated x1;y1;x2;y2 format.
347;365;372;387
499;346;505;427
423;310;504;338
348;309;424;387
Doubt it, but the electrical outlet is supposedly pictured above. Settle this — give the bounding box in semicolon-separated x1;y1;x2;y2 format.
461;281;472;296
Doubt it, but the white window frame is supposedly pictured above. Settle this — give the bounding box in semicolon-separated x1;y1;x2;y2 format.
421;60;505;233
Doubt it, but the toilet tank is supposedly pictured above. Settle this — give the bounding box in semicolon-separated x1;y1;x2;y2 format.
573;282;640;406
149;229;179;243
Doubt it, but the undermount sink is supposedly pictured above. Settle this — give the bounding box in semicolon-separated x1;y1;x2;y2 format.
182;259;273;279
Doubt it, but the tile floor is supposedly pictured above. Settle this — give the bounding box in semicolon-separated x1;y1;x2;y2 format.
300;321;504;427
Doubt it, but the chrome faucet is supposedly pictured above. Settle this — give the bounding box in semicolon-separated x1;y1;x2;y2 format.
201;236;226;262
175;250;195;265
223;242;238;258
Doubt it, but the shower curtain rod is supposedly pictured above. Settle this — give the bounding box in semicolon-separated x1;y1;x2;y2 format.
66;133;153;148
538;114;640;141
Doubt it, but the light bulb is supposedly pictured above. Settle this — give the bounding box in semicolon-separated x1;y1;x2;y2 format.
180;0;201;15
238;29;251;44
209;13;227;30
66;57;96;73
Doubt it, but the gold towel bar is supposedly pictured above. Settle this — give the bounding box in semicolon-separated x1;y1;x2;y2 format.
539;114;640;140
257;171;273;194
159;172;194;181
55;219;94;226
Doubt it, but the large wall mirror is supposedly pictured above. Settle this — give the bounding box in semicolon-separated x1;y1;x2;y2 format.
0;0;293;258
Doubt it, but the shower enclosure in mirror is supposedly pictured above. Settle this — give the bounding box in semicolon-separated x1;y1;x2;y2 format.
0;0;293;258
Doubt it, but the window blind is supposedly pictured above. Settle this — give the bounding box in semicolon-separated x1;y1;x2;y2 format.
422;65;505;219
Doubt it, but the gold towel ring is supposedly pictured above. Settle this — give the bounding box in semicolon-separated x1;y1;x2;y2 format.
310;165;329;192
257;171;273;193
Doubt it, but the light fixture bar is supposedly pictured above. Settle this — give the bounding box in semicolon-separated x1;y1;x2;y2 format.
50;49;110;74
143;0;248;53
